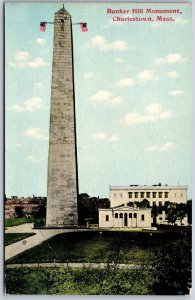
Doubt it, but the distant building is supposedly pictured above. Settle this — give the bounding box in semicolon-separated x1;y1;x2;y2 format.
109;184;187;208
5;196;46;219
98;184;188;229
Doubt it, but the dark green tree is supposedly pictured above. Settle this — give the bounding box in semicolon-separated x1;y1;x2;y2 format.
151;205;160;226
152;238;192;295
14;206;24;218
176;209;186;226
166;208;177;225
139;199;150;208
186;200;192;225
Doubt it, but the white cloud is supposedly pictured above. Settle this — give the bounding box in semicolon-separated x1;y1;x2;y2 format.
168;90;184;97
92;132;107;140
124;103;172;127
92;132;120;142
137;69;154;82
114;57;124;64
24;127;47;140
28;57;47;68
36;38;46;45
146;142;175;152
167;71;178;78
34;82;43;89
109;135;120;142
9;51;47;69
110;96;124;106
83;72;95;79
155;53;184;65
115;78;135;88
86;35;127;52
7;97;43;112
90;90;111;102
15;51;30;61
146;103;162;115
90;90;123;106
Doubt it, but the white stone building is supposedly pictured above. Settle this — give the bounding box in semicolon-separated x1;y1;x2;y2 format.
99;205;152;229
98;185;188;229
109;185;187;208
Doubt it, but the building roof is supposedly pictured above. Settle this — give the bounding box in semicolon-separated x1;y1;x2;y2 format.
99;205;151;212
109;185;187;191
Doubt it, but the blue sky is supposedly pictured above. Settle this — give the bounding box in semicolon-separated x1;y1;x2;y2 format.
5;2;192;199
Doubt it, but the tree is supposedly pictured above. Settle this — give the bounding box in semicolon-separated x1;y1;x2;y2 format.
166;208;177;225
186;200;192;225
152;238;192;295
139;199;150;208
14;206;24;218
151;205;160;226
33;205;46;219
176;209;186;226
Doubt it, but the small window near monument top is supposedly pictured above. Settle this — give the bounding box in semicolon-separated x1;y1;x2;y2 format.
61;19;64;23
106;215;109;221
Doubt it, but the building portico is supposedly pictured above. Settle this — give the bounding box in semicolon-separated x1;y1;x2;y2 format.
99;206;152;229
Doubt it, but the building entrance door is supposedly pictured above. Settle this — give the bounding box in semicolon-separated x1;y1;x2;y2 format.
124;213;128;227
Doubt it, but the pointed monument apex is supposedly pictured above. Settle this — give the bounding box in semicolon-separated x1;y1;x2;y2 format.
57;4;70;15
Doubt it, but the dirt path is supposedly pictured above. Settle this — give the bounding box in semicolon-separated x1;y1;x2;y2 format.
5;224;91;261
6;262;141;269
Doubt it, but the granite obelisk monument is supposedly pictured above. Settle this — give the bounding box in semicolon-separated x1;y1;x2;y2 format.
46;7;78;227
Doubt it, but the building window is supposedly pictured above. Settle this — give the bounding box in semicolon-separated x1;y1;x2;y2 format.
141;192;144;198
134;213;137;218
120;193;123;197
115;213;118;219
129;213;132;218
153;201;156;206
106;215;109;221
146;192;150;198
135;192;139;198
141;214;145;221
128;192;132;198
152;192;156;198
159;192;162;198
165;192;169;198
159;201;162;207
120;213;123;218
181;193;183;197
159;217;162;220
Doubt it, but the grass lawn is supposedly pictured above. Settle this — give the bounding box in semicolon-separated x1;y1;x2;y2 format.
5;218;34;227
5;233;35;246
7;229;190;264
5;267;154;295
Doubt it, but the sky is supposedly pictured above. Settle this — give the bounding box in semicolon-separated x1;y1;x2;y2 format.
5;2;192;199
